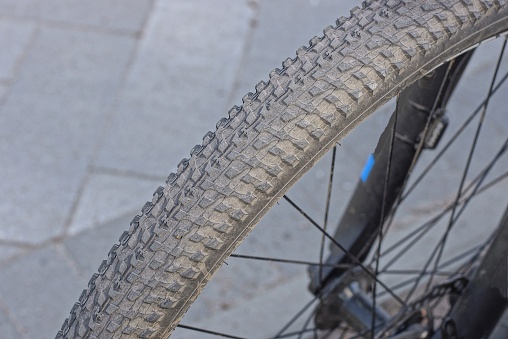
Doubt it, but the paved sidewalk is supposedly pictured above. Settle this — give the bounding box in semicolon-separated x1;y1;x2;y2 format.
1;1;507;338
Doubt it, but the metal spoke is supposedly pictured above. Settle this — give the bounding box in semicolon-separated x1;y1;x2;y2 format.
275;327;319;338
177;324;247;339
448;139;508;226
273;295;319;338
400;62;508;202
377;243;485;299
425;38;507;292
380;269;454;276
377;140;508;274
318;326;353;339
319;146;337;288
296;310;315;339
403;152;501;302
383;164;508;262
283;195;405;305
407;159;502;302
372;92;399;337
229;253;353;269
377;60;457;239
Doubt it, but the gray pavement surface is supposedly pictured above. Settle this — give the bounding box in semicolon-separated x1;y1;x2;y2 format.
0;1;507;338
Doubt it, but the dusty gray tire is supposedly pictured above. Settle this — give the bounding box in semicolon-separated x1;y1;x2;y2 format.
57;0;508;338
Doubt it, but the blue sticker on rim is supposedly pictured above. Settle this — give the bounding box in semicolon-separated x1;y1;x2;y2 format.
360;154;375;183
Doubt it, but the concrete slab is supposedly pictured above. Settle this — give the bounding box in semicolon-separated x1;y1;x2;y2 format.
0;18;35;80
94;0;255;177
68;171;162;235
0;26;136;244
0;246;85;339
0;0;154;33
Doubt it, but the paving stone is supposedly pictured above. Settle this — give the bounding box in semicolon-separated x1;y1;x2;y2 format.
65;213;134;278
94;0;255;177
0;246;85;339
0;0;153;32
0;26;136;244
0;18;35;80
68;171;162;235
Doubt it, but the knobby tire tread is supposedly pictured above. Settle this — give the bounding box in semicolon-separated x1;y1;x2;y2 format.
57;0;508;338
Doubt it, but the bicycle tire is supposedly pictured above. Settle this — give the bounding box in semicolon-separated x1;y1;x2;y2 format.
57;0;508;338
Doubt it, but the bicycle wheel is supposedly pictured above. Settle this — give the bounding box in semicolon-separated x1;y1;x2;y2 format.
57;0;508;338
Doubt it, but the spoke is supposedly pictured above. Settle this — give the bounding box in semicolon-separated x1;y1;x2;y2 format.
390;165;507;261
400;63;508;202
449;138;508;226
378;212;445;263
382;162;508;262
318;326;352;339
319;146;337;287
372;93;399;337
378;60;457;237
476;169;508;192
376;243;484;299
229;253;353;269
374;64;508;270
443;159;508;223
406;144;508;301
273;295;318;338
359;61;458;315
283;195;405;305
378;141;508;274
436;242;486;271
405;158;502;302
380;269;454;276
403;153;500;302
275;327;319;339
243;292;347;338
426;38;507;291
296;310;315;339
379;194;468;275
177;324;247;339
